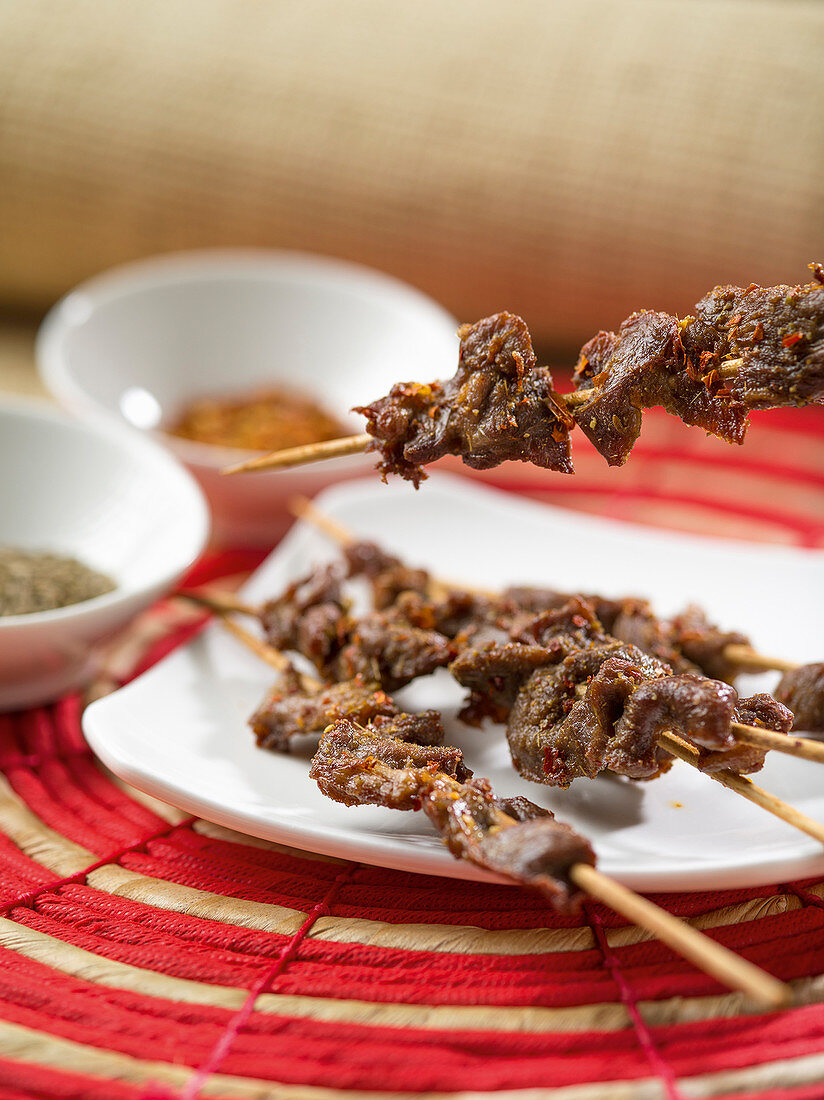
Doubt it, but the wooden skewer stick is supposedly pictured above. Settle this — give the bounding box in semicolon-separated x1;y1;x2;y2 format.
724;643;798;675
567;862;788;1008
182;544;803;685
179;588;257;617
223;433;373;475
200;599;789;1009
186;513;817;765
731;722;824;764
289;497;356;547
189;578;821;765
221;356;747;477
221;388;590;476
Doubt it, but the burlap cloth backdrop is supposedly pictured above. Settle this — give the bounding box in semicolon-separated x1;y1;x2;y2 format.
0;0;822;346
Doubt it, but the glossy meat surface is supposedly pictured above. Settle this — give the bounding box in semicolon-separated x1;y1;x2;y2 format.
697;693;793;774
310;720;594;911
506;645;673;787
775;663;824;732
686;268;824;409
310;719;470;808
250;669;446;752
572;310;748;466
355;312;574;485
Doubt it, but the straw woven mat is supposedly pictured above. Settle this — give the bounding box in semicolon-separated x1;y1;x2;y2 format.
0;353;822;1098
1;0;823;347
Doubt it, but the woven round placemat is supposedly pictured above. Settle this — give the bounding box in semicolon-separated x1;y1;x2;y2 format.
1;409;824;1099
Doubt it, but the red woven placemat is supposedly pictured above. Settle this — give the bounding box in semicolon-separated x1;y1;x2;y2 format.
1;409;824;1099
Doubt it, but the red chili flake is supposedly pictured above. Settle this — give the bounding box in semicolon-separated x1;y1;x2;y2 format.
543;746;563;781
782;333;804;348
702;368;721;395
753;322;764;342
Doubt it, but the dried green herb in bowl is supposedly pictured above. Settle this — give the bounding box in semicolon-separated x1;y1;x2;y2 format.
0;547;115;617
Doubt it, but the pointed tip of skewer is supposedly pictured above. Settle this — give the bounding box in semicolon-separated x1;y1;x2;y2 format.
288;495;313;521
221;433;373;475
220;453;273;475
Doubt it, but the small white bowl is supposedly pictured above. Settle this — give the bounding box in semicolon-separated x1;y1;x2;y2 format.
36;250;459;544
0;399;209;710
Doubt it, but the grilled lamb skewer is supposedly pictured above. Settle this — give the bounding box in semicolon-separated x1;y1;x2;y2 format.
570;264;824;465
248;533;819;770
775;664;824;732
452;598;794;788
307;715;788;1006
250;664;447;752
183;591;799;1004
310;716;593;911
225;265;823;479
258;535;776;686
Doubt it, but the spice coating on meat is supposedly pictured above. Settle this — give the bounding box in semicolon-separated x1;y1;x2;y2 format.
774;664;824;732
371;709;446;747
263;568;455;692
572;310;749;466
260;563;348;670
311;721;593;911
450;639;563;725
310;719;470;808
354;312;574;486
610;601;700;675
506;648;673;788
697;693;793;774
250;670;398;752
250;670;446;752
685;269;824;409
344;540;431;609
422;775;594;910
333;608;454;692
664;605;750;683
509;597;609;650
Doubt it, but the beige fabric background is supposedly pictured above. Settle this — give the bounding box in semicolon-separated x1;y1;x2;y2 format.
0;0;822;348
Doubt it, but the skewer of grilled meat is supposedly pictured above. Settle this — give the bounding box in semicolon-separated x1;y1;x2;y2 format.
255;531;824;751
250;664;447;752
202;563;824;735
259;558;455;692
571;264;824;466
253;550;802;783
775;664;824;733
190;591;795;1004
308;716;789;1006
225;266;823;479
262;526;782;687
311;716;592;910
452;598;794;788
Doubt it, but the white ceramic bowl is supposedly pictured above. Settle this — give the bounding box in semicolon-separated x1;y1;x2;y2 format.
36;250;459;544
0;399;209;710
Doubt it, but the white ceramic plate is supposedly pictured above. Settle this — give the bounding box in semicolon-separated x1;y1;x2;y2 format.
84;474;824;892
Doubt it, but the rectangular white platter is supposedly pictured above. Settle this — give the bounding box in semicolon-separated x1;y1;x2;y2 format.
84;473;824;892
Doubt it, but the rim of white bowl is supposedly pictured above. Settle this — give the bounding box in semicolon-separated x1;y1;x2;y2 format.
0;397;210;628
35;249;460;465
